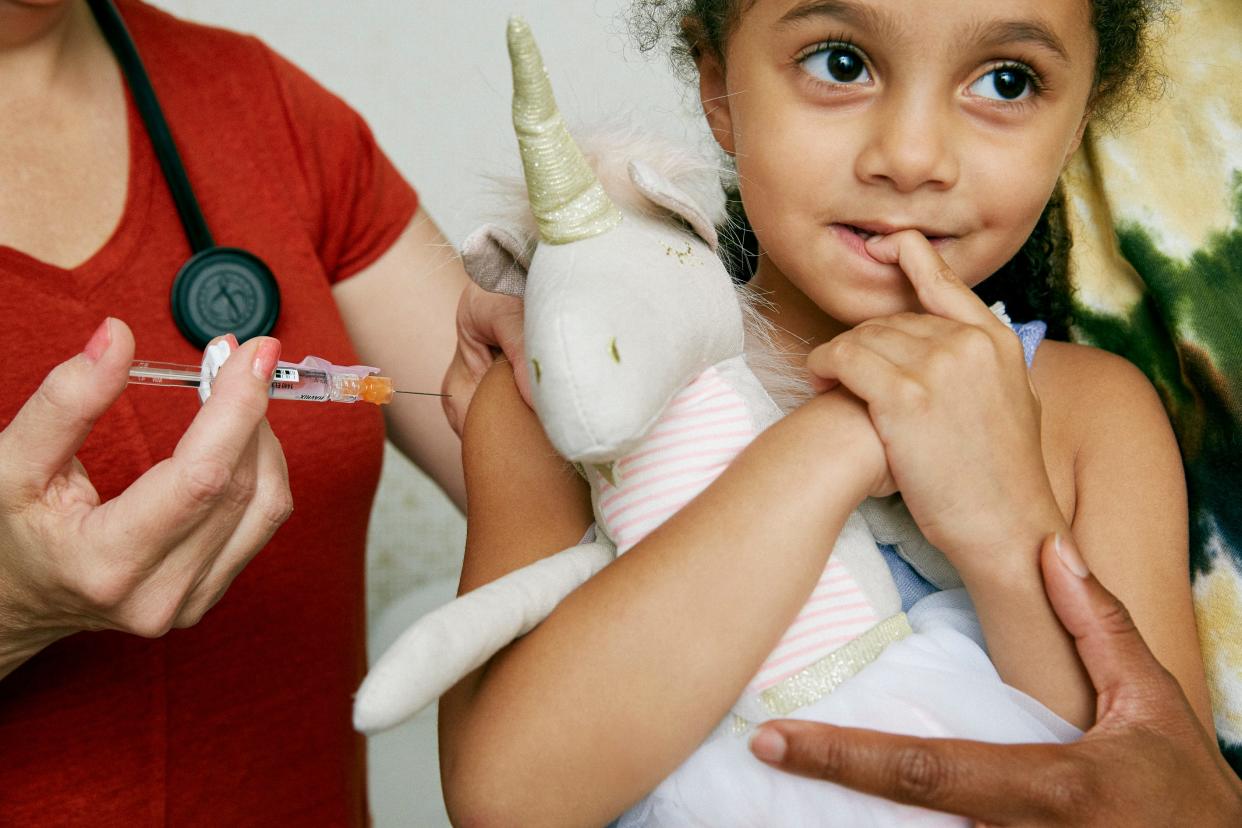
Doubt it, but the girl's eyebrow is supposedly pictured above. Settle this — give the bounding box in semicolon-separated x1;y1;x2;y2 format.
777;0;897;39
970;20;1071;65
776;1;1072;66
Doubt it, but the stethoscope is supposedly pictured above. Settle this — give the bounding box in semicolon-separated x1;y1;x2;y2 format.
87;0;280;349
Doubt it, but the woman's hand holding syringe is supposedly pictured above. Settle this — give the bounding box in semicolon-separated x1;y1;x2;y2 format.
0;319;292;679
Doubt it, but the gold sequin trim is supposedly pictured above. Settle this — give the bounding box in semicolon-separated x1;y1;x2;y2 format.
730;613;913;732
759;612;912;716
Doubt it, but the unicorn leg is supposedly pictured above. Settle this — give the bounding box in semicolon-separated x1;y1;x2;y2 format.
353;540;615;733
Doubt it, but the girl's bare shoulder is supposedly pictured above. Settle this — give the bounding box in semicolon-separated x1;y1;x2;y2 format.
1030;339;1170;434
1029;340;1181;506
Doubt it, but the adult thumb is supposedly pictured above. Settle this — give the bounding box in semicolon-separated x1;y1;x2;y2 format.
497;324;532;409
472;289;530;409
1039;532;1171;709
0;318;135;494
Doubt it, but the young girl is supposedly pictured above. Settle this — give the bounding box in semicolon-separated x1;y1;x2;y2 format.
438;1;1212;824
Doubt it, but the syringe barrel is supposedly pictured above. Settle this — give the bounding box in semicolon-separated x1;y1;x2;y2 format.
269;366;343;402
266;364;389;404
129;355;392;405
128;361;202;389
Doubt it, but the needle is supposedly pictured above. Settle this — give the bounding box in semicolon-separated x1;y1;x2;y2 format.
393;390;451;398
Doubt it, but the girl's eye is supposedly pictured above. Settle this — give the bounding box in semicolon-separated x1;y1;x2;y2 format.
969;65;1037;102
800;44;871;85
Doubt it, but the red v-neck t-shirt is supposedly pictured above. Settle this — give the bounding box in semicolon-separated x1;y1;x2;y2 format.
0;2;417;823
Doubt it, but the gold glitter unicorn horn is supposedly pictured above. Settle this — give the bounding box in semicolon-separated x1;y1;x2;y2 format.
507;16;623;245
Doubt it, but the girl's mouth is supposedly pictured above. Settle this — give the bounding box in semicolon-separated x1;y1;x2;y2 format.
829;223;953;265
832;224;887;264
832;224;953;261
843;224;882;241
839;223;951;244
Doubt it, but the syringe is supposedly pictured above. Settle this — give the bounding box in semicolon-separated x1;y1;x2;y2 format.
128;354;445;406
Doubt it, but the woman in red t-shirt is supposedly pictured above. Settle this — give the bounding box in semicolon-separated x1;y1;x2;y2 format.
0;1;517;824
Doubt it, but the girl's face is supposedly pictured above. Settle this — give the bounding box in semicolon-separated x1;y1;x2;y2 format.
700;0;1098;341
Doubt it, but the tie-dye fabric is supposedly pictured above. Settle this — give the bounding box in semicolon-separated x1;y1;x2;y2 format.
1061;0;1242;774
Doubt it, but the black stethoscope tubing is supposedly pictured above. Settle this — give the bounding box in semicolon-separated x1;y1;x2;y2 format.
86;0;281;349
88;0;213;253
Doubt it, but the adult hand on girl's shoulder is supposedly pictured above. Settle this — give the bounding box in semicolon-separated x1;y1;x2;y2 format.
750;533;1242;826
806;229;1063;580
442;281;528;437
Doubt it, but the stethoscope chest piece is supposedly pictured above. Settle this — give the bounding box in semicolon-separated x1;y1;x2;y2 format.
171;247;281;349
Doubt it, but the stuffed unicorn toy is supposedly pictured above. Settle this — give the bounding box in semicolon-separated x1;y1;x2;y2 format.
353;18;931;735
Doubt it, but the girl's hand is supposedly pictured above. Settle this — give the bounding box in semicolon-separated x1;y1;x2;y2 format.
441;282;528;436
804;388;897;500
0;320;293;678
806;230;1064;578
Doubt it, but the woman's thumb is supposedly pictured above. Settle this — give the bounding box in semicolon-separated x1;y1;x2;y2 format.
1039;532;1170;709
0;318;135;495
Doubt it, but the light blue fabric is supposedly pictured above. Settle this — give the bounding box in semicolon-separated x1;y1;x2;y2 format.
879;319;1047;611
880;542;937;611
1014;320;1048;368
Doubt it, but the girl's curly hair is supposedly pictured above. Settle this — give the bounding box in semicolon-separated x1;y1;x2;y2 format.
629;0;1172;338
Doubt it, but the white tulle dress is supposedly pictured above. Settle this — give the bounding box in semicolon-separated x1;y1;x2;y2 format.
615;587;1080;827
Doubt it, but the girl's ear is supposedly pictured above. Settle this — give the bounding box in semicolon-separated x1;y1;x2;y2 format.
695;48;736;156
1064;110;1092;168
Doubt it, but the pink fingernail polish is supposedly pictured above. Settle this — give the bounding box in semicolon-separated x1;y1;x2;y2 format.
252;339;281;380
83;318;112;363
1055;533;1090;578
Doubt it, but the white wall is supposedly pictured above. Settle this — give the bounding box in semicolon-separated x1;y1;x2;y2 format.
145;2;705;824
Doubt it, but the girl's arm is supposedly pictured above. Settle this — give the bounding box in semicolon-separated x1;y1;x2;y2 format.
931;342;1209;731
439;361;888;826
812;230;1209;730
1028;343;1209;725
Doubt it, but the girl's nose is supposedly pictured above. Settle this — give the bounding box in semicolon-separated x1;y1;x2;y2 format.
855;96;959;193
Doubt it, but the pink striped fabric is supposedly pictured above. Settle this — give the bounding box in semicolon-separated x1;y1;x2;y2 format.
749;556;880;692
598;366;880;694
598;367;757;554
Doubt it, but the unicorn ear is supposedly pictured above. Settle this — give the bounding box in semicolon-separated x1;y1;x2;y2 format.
627;159;720;251
460;224;533;298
